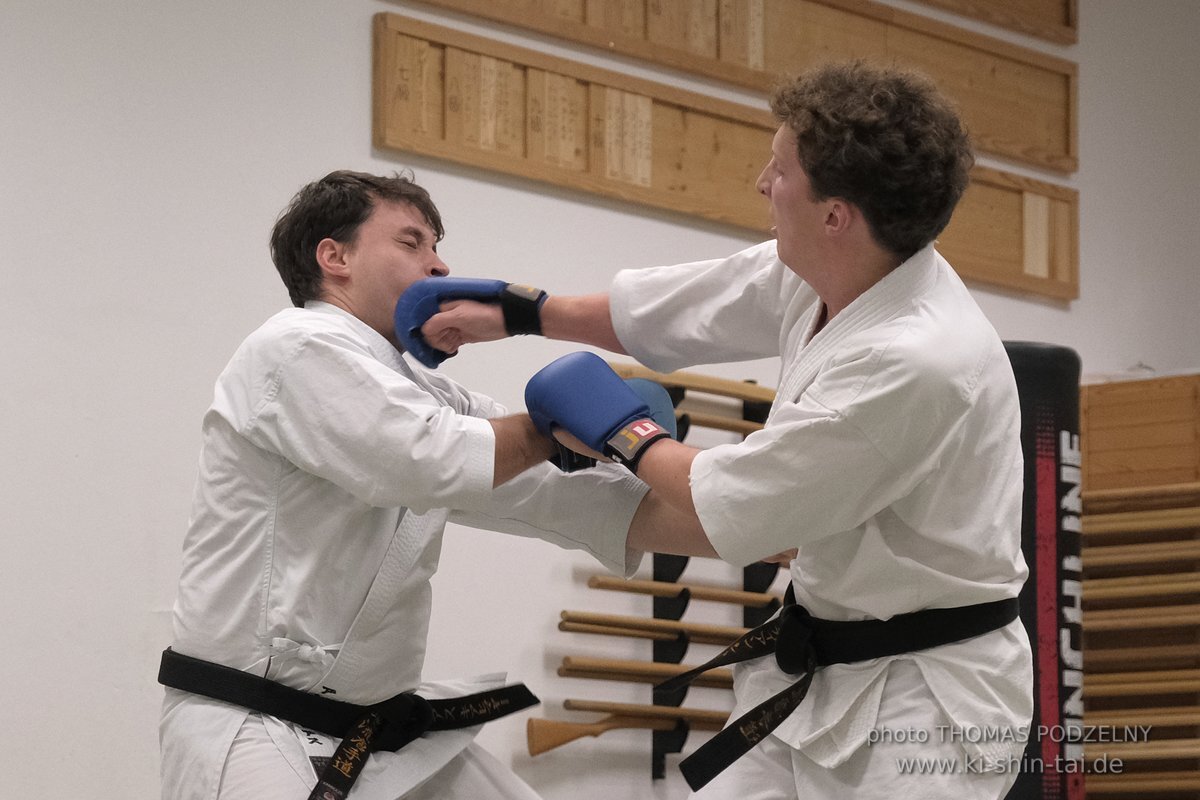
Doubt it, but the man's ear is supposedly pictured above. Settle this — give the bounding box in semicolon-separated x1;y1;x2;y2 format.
315;237;351;279
823;199;855;236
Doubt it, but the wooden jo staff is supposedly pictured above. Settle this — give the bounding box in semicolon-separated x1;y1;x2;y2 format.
558;655;733;688
587;575;781;608
607;362;776;404
528;699;729;756
606;362;774;436
563;602;1175;646
559;610;746;646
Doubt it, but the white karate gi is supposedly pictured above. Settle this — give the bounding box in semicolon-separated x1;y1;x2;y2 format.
161;301;647;800
610;242;1033;799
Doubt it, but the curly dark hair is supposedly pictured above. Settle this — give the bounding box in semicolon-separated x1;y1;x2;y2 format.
770;62;974;259
269;170;445;307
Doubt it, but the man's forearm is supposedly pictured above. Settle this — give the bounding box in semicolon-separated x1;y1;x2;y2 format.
626;441;716;558
628;484;716;558
540;293;627;354
489;415;557;487
419;291;626;360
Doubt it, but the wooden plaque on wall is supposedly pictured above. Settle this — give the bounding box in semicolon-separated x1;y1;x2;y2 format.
373;13;1078;299
908;0;1077;45
938;166;1078;300
374;13;775;232
401;0;1079;174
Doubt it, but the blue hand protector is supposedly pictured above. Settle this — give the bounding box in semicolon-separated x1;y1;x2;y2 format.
526;352;674;473
394;278;547;368
551;378;678;473
624;378;679;440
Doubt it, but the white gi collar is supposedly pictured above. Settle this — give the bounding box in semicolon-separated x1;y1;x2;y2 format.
300;300;461;414
770;244;941;419
303;300;408;371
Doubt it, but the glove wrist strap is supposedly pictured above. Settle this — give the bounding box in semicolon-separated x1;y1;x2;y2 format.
604;419;671;474
500;284;548;335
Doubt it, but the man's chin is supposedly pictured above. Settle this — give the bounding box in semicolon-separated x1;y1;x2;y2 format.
773;241;802;273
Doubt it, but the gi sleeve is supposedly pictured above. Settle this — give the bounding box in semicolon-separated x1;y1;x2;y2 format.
232;328;497;512
450;462;649;576
692;332;973;566
411;360;510;421
609;240;793;372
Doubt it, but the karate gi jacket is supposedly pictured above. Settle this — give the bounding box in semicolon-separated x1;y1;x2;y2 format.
610;241;1033;769
161;302;647;799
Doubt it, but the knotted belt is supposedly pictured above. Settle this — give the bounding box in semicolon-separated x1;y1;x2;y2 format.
656;595;1020;790
158;648;538;800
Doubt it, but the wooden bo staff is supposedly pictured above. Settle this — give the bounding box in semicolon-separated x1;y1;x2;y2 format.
1083;603;1200;632
1084;643;1200;670
558;655;733;688
1081;539;1200;569
680;411;764;436
1085;705;1200;728
607;362;777;404
559;610;746;646
1083;481;1200;515
1084;738;1200;762
607;362;774;437
1087;773;1200;794
558;621;681;642
1083;506;1200;536
1083;571;1200;603
587;575;781;608
1082;668;1200;698
527;699;729;756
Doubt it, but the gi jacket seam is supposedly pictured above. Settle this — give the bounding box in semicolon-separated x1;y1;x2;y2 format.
258;452;284;677
804;317;942;477
805;314;909;416
241;335;308;437
806;393;905;475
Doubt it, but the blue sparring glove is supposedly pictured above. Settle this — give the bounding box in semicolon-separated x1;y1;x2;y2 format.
394;277;548;368
550;377;678;473
526;352;675;474
625;378;679;440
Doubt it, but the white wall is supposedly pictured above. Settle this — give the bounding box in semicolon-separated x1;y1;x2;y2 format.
1;0;1196;796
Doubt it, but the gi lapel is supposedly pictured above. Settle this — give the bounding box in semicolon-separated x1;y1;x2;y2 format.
317;508;436;694
768;246;940;420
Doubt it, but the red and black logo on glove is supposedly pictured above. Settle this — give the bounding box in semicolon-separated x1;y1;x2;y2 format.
605;419;671;474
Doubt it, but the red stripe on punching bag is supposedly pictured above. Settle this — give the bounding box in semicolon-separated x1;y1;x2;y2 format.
1035;413;1063;795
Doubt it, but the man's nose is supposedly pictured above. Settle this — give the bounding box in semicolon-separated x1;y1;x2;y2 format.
429;255;449;277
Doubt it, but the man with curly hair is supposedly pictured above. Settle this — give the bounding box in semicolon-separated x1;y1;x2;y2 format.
406;62;1033;798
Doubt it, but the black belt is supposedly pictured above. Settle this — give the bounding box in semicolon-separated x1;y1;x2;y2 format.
656;595;1020;790
158;648;538;800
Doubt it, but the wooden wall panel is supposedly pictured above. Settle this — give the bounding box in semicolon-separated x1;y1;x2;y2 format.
585;0;645;38
403;0;1078;173
937;166;1078;299
1081;376;1200;491
908;0;1077;45
647;0;719;59
374;13;774;232
374;13;1079;299
719;0;767;71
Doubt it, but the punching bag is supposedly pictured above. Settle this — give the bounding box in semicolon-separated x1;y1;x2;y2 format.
1005;342;1085;800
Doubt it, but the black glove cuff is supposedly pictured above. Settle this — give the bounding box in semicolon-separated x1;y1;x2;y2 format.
604;419;671;475
500;284;548;336
550;442;598;473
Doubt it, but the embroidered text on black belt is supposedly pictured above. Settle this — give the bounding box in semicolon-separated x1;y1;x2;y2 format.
654;596;1020;790
158;648;538;800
